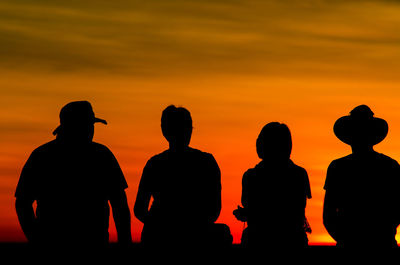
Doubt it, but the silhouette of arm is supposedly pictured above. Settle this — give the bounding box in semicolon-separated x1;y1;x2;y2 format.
323;162;342;243
323;190;342;242
241;170;250;209
110;190;132;244
104;148;132;243
15;197;37;242
201;154;221;223
391;160;400;228
15;152;38;242
233;170;250;222
134;161;153;224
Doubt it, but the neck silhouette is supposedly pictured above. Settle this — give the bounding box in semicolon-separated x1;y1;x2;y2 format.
56;124;94;145
169;143;189;153
351;145;374;156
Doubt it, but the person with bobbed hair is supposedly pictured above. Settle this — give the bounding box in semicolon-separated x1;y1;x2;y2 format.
234;122;312;248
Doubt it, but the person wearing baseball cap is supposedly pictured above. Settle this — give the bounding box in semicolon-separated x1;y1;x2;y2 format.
323;105;400;248
15;101;132;246
52;100;108;139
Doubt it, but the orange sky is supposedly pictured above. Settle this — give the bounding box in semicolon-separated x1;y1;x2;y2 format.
1;0;400;244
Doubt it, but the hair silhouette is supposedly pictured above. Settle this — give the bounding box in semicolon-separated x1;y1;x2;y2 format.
161;105;193;148
134;105;232;248
15;101;132;246
234;122;311;248
323;105;400;248
256;122;292;161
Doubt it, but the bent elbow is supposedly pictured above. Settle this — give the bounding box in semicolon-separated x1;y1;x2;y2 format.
133;203;148;224
15;197;32;214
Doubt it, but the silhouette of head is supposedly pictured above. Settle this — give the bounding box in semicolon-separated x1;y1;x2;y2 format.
53;101;107;143
256;122;292;162
161;105;193;149
334;105;388;148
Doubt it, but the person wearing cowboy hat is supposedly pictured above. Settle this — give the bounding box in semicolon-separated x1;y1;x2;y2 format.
15;101;132;246
323;105;400;248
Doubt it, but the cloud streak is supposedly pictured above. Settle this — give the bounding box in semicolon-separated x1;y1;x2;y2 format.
1;0;400;78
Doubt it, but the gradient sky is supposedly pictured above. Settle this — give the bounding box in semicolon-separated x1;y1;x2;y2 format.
1;0;400;244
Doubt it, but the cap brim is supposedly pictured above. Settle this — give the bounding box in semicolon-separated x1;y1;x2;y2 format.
94;117;107;125
52;118;107;136
52;125;61;136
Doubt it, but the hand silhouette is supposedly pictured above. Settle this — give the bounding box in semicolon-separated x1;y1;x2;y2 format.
233;205;248;222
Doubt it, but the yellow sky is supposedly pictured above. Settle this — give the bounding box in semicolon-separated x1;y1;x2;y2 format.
1;0;400;244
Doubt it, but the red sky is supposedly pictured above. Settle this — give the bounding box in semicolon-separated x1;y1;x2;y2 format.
1;0;400;244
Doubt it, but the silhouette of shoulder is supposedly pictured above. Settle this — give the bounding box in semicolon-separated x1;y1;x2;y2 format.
88;142;128;191
328;154;352;166
27;140;115;157
15;141;56;199
327;152;399;171
325;152;400;191
28;139;57;157
140;147;220;195
325;155;351;182
90;141;113;152
145;147;217;167
330;152;398;164
243;161;309;183
242;167;258;188
290;163;311;198
16;140;127;199
288;162;309;180
154;147;214;158
90;141;122;161
370;152;399;167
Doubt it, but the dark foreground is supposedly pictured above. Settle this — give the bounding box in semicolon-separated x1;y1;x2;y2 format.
0;243;398;263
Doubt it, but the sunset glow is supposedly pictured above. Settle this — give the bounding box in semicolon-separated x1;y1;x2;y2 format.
2;0;400;244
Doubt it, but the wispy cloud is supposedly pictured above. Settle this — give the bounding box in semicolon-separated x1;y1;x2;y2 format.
1;0;400;78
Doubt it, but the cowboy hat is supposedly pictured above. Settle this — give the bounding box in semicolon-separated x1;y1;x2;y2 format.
333;105;388;146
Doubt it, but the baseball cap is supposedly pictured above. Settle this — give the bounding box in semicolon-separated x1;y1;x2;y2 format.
52;101;107;135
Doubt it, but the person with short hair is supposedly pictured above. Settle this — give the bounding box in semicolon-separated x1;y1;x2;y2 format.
134;105;232;248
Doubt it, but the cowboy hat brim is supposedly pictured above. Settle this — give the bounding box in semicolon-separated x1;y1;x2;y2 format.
333;115;388;146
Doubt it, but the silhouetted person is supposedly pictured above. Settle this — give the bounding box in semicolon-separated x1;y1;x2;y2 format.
134;105;232;248
233;122;312;248
15;101;132;246
323;105;400;248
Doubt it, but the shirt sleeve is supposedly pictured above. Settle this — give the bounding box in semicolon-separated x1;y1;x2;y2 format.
324;161;337;191
137;158;154;194
207;153;222;191
241;169;253;208
104;148;128;193
304;169;312;199
202;153;222;222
